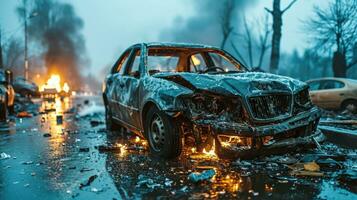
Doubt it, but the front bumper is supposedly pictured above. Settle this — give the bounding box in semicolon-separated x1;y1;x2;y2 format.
217;129;325;158
192;107;324;158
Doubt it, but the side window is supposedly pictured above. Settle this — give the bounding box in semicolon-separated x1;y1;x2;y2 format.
190;53;207;72
308;81;320;91
320;80;345;90
126;49;141;77
112;50;130;74
209;52;236;69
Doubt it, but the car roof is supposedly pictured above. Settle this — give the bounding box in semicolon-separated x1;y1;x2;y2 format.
131;42;219;49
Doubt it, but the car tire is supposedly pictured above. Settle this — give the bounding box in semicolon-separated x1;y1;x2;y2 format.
0;102;8;122
145;106;182;159
105;102;121;131
341;100;357;114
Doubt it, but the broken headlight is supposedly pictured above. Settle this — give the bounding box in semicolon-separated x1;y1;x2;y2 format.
294;88;312;107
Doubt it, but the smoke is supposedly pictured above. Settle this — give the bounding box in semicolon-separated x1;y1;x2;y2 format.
17;0;87;90
160;0;254;47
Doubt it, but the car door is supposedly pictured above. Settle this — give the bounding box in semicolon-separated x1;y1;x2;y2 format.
118;46;142;128
106;48;131;121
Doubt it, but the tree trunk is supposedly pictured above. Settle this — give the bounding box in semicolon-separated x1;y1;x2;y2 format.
269;0;282;73
332;51;347;77
0;30;3;69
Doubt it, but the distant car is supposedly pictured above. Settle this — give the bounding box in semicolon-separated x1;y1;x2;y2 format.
306;78;357;112
0;70;15;121
12;76;40;97
103;43;324;159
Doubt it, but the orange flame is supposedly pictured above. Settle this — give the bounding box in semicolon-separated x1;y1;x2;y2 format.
40;74;70;93
202;140;218;158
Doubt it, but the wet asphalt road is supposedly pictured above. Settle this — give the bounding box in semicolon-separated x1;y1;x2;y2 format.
0;96;356;200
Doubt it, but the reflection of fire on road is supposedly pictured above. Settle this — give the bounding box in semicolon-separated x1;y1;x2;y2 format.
40;97;71;157
40;74;72;99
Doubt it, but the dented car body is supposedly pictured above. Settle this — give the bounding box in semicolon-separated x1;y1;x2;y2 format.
103;43;324;158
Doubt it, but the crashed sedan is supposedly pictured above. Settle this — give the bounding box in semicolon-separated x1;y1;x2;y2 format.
103;43;324;159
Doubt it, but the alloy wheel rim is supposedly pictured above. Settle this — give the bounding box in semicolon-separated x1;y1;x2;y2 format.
149;114;165;151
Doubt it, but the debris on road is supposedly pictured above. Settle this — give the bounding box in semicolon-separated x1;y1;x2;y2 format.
319;125;357;148
79;147;90;152
17;111;33;118
56;115;63;125
188;169;216;182
303;161;320;172
79;175;98;189
288;161;324;177
96;144;126;153
22;161;34;165
90;120;104;127
136;175;162;189
0;152;11;160
43;133;51;137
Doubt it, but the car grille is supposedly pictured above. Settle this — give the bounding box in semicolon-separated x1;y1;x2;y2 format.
248;94;292;120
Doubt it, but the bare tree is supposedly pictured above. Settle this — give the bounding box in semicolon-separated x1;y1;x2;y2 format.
306;0;357;77
230;14;271;69
242;15;253;67
220;0;234;50
256;14;272;69
3;38;24;75
265;0;298;73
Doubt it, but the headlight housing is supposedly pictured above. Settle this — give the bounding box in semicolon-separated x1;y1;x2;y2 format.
294;88;312;106
294;88;313;114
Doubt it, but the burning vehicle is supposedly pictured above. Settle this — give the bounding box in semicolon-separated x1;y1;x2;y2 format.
103;43;325;159
40;74;71;99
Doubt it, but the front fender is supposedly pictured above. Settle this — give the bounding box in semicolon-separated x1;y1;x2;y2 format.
141;77;192;111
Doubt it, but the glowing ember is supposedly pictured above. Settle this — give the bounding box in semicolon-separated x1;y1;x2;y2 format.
135;136;140;143
202;140;217;158
40;74;70;93
115;143;127;156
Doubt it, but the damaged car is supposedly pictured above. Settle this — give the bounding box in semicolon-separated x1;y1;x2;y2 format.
0;70;15;121
103;43;324;159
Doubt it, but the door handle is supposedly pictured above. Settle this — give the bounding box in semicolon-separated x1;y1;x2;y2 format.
339;93;345;96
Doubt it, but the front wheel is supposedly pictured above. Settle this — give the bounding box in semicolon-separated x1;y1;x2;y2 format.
145;106;182;159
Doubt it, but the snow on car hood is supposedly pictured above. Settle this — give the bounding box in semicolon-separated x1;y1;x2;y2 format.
154;72;306;97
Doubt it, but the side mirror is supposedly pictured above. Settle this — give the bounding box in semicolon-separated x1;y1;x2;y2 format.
5;70;13;84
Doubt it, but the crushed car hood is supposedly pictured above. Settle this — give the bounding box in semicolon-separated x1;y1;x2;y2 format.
154;72;306;97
